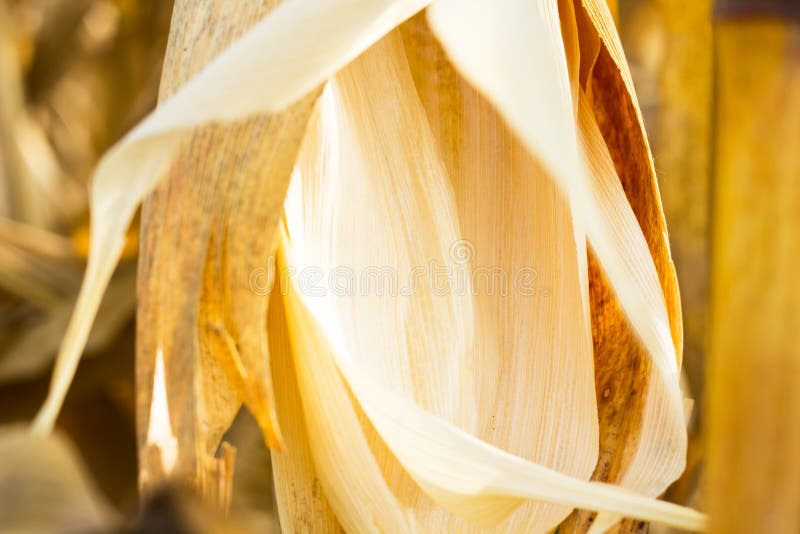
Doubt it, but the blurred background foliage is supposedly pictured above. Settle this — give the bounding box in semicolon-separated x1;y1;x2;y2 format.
1;2;286;529
0;0;173;521
0;0;797;532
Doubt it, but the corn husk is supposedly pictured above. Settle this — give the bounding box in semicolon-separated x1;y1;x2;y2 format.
268;279;341;533
427;3;688;530
26;1;705;531
277;12;701;531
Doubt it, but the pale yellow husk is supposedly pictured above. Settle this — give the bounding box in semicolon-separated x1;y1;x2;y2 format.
277;15;701;530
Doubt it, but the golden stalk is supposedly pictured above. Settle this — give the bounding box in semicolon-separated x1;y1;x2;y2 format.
706;12;800;534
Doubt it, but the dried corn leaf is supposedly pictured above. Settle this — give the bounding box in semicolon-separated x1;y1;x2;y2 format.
0;235;81;309
280;242;704;529
280;34;470;527
291;30;473;429
279;238;410;532
19;0;707;531
564;90;687;533
0;217;74;261
282;30;474;531
576;0;683;354
426;2;688;529
0;1;64;227
0;262;135;384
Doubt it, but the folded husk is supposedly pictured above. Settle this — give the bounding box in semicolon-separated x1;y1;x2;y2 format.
401;14;598;530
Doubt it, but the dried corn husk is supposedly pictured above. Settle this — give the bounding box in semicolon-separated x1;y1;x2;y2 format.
277;12;701;530
27;0;705;531
402;13;598;529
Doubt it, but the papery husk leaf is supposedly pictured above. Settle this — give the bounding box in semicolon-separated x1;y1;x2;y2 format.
563;90;688;534
268;257;340;533
576;0;683;356
296;30;475;433
281;112;414;530
33;0;434;434
563;2;690;530
279;265;411;532
280;236;705;530
401;14;598;531
425;1;690;529
426;0;682;420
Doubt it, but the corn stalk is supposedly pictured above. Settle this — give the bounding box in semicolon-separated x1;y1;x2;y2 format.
706;2;800;532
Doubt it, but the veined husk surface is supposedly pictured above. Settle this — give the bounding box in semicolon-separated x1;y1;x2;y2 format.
32;0;704;532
